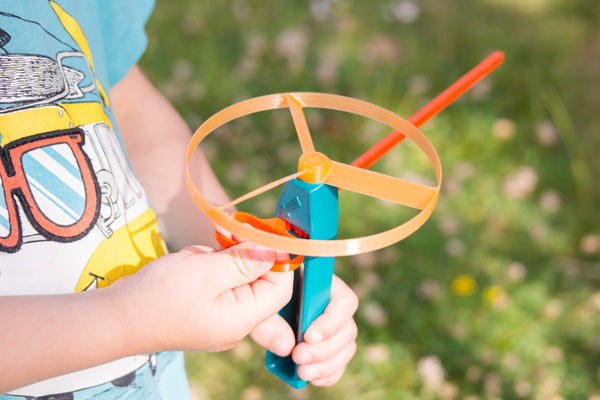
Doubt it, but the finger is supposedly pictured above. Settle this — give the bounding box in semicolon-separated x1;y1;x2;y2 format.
210;242;277;292
303;275;358;344
214;222;248;245
179;245;217;255
213;223;230;239
311;370;345;387
215;223;291;261
275;251;291;262
250;313;295;357
231;222;254;244
213;255;293;334
227;269;292;316
293;318;357;365
296;340;356;384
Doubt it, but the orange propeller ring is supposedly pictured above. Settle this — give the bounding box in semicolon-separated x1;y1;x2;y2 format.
186;92;441;257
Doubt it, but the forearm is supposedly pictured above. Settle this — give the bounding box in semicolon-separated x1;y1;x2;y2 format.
0;287;148;393
111;65;230;251
0;242;291;393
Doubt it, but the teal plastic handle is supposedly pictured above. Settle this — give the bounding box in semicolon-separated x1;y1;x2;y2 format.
266;179;338;388
265;256;334;388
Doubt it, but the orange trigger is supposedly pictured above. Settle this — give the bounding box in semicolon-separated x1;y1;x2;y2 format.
214;211;304;272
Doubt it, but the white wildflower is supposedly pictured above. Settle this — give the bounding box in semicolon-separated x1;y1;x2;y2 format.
417;355;446;391
364;343;391;364
535;119;560;146
389;0;420;23
502;166;538;199
492;118;516;141
539;189;562;213
580;233;600;255
506;261;526;282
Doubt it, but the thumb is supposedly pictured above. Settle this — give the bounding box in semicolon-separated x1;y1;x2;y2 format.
250;313;295;357
211;241;277;292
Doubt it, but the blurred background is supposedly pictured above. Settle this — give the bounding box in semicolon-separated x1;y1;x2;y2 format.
140;0;599;398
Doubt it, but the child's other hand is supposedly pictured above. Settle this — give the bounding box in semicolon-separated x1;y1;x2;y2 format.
114;242;293;353
250;275;358;386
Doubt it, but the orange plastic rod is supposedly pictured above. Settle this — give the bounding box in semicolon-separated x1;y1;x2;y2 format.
352;51;505;169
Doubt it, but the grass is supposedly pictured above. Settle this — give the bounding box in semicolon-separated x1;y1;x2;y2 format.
140;0;600;398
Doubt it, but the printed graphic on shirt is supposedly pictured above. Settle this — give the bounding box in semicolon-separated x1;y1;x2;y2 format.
0;129;100;252
0;1;166;295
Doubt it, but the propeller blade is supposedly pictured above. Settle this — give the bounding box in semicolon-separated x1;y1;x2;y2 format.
286;93;316;154
218;170;307;211
326;161;437;210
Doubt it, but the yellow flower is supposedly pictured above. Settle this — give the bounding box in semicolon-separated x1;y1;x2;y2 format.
451;274;476;296
484;285;508;308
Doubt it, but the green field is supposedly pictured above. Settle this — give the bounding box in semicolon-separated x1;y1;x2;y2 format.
140;0;600;398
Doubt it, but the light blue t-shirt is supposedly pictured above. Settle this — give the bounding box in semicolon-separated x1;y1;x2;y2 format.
0;1;191;398
1;0;153;87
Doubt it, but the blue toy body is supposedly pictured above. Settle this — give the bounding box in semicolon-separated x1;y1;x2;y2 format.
265;178;339;388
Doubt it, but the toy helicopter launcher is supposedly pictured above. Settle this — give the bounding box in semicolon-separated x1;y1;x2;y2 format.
186;51;504;388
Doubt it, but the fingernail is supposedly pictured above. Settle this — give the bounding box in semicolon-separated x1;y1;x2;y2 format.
272;339;291;357
305;330;322;343
295;352;311;364
252;244;273;261
302;367;318;381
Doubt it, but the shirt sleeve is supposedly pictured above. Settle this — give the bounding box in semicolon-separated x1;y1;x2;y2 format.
96;0;155;86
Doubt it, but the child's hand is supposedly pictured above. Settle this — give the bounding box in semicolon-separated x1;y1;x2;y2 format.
250;275;358;386
216;222;358;385
113;242;293;353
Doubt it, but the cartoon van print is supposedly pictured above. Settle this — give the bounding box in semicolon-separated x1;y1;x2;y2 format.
0;2;166;294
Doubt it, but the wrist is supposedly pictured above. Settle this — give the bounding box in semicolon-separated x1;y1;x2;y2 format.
106;275;163;355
